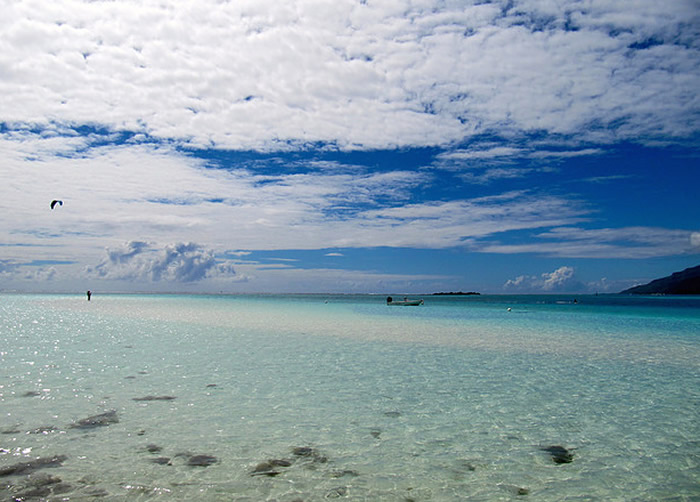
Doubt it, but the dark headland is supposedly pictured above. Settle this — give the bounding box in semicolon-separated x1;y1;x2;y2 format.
620;265;700;295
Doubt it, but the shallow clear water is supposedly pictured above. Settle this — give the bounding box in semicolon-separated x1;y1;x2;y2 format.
1;294;698;501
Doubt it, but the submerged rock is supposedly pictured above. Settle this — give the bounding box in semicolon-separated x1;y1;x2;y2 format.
249;447;334;479
13;484;53;499
25;473;63;488
292;446;315;457
27;425;59;435
249;448;335;478
145;444;162;453
70;410;119;429
250;458;293;476
151;457;172;465
292;446;326;460
251;462;282;477
455;459;477;472
0;455;67;476
500;483;530;496
85;487;110;497
292;446;328;469
53;482;74;495
269;459;293;467
1;425;22;434
291;446;328;466
13;473;73;499
326;486;348;498
187;455;218;467
329;469;360;478
132;395;176;401
541;445;574;464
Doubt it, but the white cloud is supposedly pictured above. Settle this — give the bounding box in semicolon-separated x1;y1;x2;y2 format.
530;148;604;159
430;143;602;183
478;226;700;259
438;146;603;164
0;0;697;150
542;266;577;291
504;266;585;292
87;241;235;282
437;147;524;161
457;166;539;184
337;191;589;248
0;136;592;258
0;260;19;277
691;232;700;249
24;266;57;282
579;175;634;184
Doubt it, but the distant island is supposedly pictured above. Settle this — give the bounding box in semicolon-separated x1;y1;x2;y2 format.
620;265;700;295
432;291;481;296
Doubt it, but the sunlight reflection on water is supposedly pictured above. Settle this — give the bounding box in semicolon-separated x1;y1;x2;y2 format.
0;294;698;501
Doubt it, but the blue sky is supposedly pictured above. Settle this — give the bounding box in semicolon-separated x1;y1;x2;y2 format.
1;0;698;294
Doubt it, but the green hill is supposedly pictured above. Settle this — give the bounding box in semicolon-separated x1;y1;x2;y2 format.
621;265;700;295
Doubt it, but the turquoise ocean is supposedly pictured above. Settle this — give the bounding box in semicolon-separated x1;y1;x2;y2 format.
1;293;698;501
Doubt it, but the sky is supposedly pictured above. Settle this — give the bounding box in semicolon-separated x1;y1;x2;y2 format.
1;0;699;294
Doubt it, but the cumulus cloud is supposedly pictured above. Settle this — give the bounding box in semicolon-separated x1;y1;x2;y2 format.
88;241;235;282
24;266;57;281
504;266;586;292
0;260;19;277
0;258;60;285
106;241;150;264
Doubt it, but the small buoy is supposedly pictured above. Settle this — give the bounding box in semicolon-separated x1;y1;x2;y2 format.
507;307;512;312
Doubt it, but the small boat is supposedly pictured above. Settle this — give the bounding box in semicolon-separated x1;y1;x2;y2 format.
386;296;424;306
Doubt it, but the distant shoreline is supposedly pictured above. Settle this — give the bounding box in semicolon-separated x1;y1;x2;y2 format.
431;291;481;296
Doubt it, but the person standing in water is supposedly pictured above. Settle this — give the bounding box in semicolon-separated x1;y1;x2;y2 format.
86;290;91;301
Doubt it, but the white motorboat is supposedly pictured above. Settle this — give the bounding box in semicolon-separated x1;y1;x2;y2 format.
386;296;424;306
